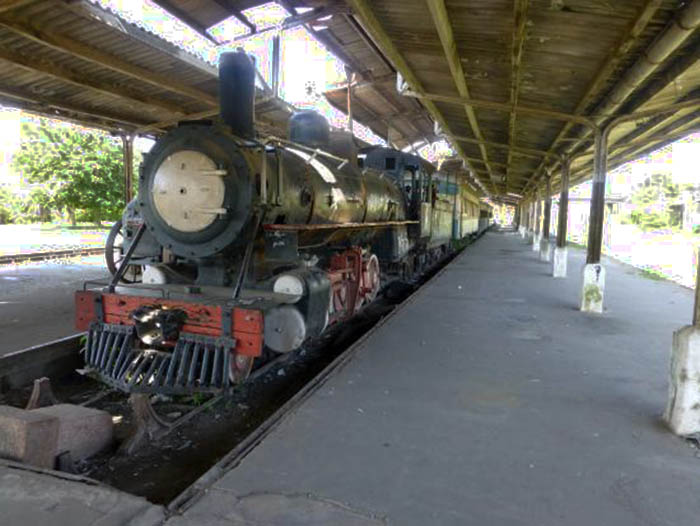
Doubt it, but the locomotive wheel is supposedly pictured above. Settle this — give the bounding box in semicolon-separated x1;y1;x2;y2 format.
362;254;381;303
229;353;254;384
105;219;142;284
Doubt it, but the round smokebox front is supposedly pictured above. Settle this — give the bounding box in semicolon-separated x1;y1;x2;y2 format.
139;127;252;258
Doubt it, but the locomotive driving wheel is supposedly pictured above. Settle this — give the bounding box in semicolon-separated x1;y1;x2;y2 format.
105;218;143;284
361;254;381;304
229;353;254;384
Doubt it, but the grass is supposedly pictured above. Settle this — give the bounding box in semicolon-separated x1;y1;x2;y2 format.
637;267;668;282
566;240;587;251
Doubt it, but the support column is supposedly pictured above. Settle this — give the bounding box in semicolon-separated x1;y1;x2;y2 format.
121;134;134;205
581;131;606;313
271;33;281;98
532;191;541;252
665;251;700;435
553;158;570;277
345;66;354;135
539;175;553;262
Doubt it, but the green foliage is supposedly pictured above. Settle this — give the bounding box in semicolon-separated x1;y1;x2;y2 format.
12;120;130;224
627;173;682;232
0;186;27;224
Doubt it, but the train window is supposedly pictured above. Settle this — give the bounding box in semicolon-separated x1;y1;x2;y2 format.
385;157;396;170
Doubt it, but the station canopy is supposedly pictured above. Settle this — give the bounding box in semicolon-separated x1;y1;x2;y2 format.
0;0;698;202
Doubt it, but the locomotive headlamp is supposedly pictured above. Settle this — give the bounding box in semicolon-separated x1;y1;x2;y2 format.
272;274;304;302
152;150;227;234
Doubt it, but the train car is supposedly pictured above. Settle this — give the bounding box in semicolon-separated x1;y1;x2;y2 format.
76;51;490;396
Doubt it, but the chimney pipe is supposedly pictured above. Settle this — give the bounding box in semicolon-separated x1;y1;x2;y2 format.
219;50;256;138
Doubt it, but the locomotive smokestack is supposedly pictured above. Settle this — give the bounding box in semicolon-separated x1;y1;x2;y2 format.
219;50;256;138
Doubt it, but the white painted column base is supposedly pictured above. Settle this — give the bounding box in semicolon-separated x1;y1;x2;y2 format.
552;247;568;278
519;226;526;238
539;238;552;262
665;325;700;436
532;232;541;252
580;263;605;313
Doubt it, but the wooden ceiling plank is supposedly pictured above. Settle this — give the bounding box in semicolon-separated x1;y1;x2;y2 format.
506;0;530;190
0;0;39;15
425;0;496;184
62;0;220;78
0;46;186;116
0;13;219;106
451;133;561;160
523;0;666;192
151;0;220;44
346;0;492;193
0;84;153;129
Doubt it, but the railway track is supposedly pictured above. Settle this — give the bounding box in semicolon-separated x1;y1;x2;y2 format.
0;247;103;265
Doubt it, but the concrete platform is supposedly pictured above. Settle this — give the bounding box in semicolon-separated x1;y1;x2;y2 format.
167;230;700;525
0;460;163;526
0;258;108;355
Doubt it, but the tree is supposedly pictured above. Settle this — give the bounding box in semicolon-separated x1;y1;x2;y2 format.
628;173;684;231
12;120;127;225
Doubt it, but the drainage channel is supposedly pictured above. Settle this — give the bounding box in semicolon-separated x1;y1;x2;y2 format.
0;236;481;506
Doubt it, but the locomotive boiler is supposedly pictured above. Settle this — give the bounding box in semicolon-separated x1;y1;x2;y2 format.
76;50;428;395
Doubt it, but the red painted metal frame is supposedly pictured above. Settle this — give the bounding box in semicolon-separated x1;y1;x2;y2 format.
327;247;379;324
75;291;264;357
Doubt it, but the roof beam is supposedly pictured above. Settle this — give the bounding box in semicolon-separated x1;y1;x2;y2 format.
209;0;256;31
506;0;530;188
0;46;185;116
151;0;220;44
425;0;495;183
0;0;38;14
0;85;152;130
449;133;561;161
529;0;699;192
0;14;218;106
567;120;700;188
525;0;663;188
62;0;219;78
345;0;490;194
402;90;597;128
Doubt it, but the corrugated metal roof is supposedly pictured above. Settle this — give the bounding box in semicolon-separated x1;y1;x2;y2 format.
0;0;293;135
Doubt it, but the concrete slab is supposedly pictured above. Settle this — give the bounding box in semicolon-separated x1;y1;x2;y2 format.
0;460;164;526
0;405;58;468
167;231;700;525
33;404;113;460
0;259;109;355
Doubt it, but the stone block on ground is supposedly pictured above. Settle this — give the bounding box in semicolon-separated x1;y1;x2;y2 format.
32;404;113;461
580;263;605;313
0;405;59;468
665;325;700;436
553;246;567;278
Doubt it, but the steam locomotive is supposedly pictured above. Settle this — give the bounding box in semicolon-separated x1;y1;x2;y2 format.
75;51;491;395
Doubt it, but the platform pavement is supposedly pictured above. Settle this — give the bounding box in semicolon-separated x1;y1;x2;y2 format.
0;259;109;355
163;230;700;525
0;460;164;526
